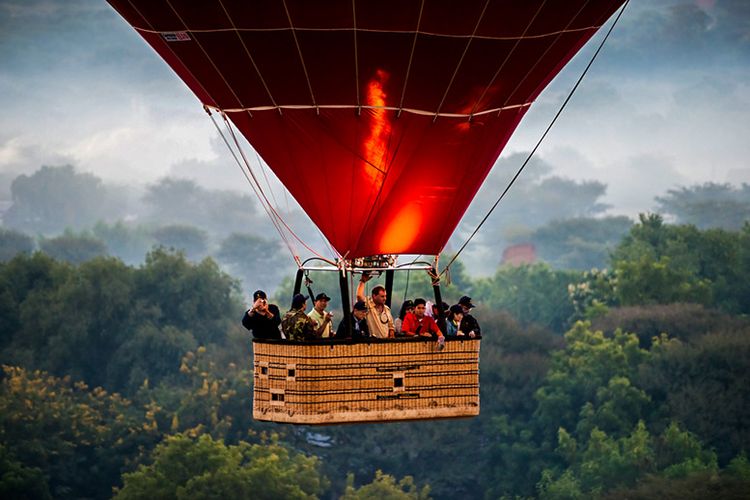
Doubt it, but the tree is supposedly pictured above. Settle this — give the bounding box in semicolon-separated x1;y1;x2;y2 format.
151;225;209;261
521;216;633;270
341;470;431;500
474;264;579;332
115;434;328;499
216;233;291;294
92;221;154;264
38;230;108;264
0;366;159;499
0;228;34;262
655;182;750;230
4;165;124;234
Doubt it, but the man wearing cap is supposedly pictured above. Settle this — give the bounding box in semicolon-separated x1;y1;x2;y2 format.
457;296;481;338
308;292;334;338
335;300;370;339
241;290;282;339
357;273;395;339
281;293;318;341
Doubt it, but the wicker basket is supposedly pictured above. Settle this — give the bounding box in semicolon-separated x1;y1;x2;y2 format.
252;337;480;424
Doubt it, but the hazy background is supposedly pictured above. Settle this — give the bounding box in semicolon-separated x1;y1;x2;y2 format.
1;0;749;278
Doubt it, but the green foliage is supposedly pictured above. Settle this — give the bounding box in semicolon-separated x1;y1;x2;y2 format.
611;214;749;313
0;228;34;262
0;443;51;500
568;268;618;323
38;229;108;264
591;303;750;347
341;470;430;500
474;264;578;332
0;249;243;395
0;365;159;499
639;328;750;464
116;433;328;500
534;323;649;442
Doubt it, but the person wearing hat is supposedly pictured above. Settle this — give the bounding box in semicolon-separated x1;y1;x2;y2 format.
241;290;282;339
308;292;334;338
457;296;480;338
281;293;318;341
446;304;464;336
335;300;371;339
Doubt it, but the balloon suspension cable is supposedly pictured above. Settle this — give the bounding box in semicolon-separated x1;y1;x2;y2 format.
439;0;630;278
206;107;336;267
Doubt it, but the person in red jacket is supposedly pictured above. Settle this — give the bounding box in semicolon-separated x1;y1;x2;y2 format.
401;298;445;342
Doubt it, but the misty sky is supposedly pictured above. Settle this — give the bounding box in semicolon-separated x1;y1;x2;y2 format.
1;0;749;235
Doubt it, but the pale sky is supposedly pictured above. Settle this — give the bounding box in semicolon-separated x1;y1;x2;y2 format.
1;0;748;227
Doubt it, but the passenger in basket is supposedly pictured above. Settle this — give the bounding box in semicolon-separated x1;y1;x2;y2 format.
241;289;282;339
394;300;414;336
307;292;334;338
446;304;464;336
335;300;370;339
281;293;318;341
401;298;445;342
357;273;395;339
457;296;480;338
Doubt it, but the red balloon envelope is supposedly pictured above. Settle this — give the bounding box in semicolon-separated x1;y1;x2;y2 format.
108;0;625;258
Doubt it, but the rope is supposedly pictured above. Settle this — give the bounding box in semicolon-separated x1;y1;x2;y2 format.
352;0;360;115
440;0;630;277
433;0;491;122
221;113;336;265
469;0;547;119
282;0;318;113
397;0;425;118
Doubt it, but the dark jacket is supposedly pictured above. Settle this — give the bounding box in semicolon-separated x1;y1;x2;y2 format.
459;313;481;336
242;304;282;339
335;316;370;339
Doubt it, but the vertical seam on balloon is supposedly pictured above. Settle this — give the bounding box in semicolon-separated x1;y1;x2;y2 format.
164;0;253;118
468;0;547;120
218;0;281;115
498;0;592;116
432;0;491;123
397;0;425;119
353;0;360;114
282;0;318;113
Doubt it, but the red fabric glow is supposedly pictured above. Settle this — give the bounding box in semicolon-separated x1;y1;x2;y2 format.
108;0;625;258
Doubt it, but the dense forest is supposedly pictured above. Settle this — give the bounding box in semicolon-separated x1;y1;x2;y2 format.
1;166;749;498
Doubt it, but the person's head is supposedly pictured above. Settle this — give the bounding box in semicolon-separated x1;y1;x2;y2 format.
432;301;449;317
291;293;307;311
413;298;427;318
458;296;475;314
353;300;367;320
314;292;331;312
398;300;414;320
449;304;464;323
253;290;267;301
371;285;387;306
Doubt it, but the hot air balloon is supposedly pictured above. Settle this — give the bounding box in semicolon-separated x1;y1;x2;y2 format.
108;0;626;424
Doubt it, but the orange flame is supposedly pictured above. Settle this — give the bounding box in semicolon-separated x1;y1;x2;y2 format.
363;70;391;184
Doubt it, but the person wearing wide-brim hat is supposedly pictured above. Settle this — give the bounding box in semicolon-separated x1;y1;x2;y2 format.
457;296;481;338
